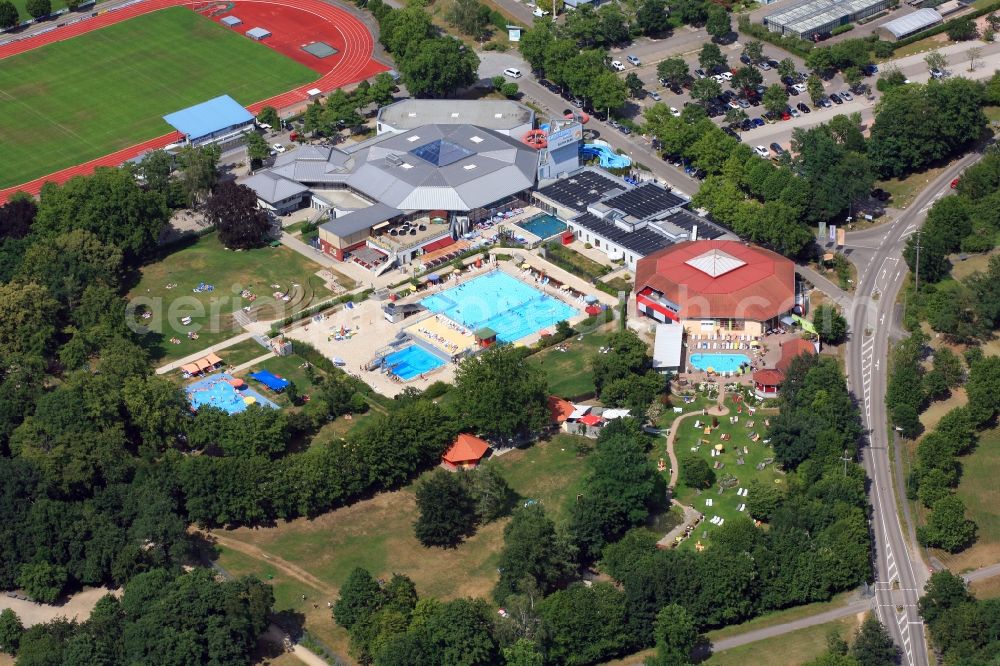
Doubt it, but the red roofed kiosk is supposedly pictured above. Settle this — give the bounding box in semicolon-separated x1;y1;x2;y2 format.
753;338;818;398
634;240;797;338
442;433;491;470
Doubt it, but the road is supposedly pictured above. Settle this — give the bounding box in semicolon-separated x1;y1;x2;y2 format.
843;150;982;666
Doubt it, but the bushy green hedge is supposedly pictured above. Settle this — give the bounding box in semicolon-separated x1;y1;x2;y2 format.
831;23;854;36
737;15;814;58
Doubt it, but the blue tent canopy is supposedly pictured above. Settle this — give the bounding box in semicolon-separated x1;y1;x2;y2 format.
249;370;290;392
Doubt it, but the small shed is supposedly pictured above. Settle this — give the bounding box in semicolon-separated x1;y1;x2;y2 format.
221;15;242;27
548;396;575;425
246;26;272;41
474;327;497;348
442;433;491;470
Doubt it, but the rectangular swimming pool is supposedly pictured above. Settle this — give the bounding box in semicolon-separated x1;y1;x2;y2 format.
515;213;567;239
421;271;578;343
689;353;751;374
186;373;279;414
382;344;446;381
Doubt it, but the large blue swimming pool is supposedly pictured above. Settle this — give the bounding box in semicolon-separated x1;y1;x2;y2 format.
383;345;445;380
421;271;577;343
186;373;278;413
689;353;752;373
516;213;567;239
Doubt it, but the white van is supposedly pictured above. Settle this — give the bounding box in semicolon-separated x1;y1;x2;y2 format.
503;67;522;79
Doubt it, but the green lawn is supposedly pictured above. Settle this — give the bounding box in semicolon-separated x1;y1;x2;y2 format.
214;433;593;657
9;0;68;23
938;426;1000;571
671;395;782;549
0;7;317;188
238;353;319;409
705;616;858;666
528;324;614;399
130;233;331;362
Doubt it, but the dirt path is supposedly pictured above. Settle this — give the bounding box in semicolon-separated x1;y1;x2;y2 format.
0;587;120;627
201;530;338;597
663;388;729;488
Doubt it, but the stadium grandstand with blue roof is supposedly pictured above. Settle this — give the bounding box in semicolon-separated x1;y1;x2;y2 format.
162;95;255;148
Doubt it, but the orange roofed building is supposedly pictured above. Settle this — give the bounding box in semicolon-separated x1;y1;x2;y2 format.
548;396;575;424
442;433;491;470
753;338;818;398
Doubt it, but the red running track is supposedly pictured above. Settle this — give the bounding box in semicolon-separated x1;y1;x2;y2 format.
0;0;387;201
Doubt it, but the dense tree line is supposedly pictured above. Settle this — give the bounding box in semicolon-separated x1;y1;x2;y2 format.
413;464;515;547
919;570;1000;662
0;568;274;665
301;73;396;136
354;1;479;99
591;329;666;412
802;614;900;665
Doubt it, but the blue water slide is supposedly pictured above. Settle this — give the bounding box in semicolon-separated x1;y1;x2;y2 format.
579;143;631;169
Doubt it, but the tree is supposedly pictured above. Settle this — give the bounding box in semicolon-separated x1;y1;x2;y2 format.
0;1;19;29
0;609;22;655
762;83;789;116
494;504;574;603
176;144;221;207
691;77;723;105
380;5;434;57
368;72;396;109
850;615;899;666
725;108;748;128
636;0;670;35
0;281;59;358
590;72;628;114
467;464;515;523
501;82;520;98
399;37;479;99
657;57;690;88
705;5;731;40
651;604;700;666
539;583;630;665
625;72;644;99
204;181;271;250
843;66;862;89
732;66;763;97
25;0;49;19
453;344;549;441
680;454;715;488
447;0;493;41
743;40;764;65
808;74;825;104
256;106;279;129
35;166;169;262
967;46;982;72
518;22;554;74
414;469;478;547
946;17;977;41
334;567;384;630
243;131;271;168
917;495;976;552
919;570;973;625
745;479;785;520
778;58;796;79
18;229;122;308
503;638;544;666
16;562;67;604
924;50;947;74
813;304;848;344
698;42;727;72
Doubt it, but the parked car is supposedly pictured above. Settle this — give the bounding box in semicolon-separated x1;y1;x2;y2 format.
648;90;661;101
618;124;632;135
951;178;961;189
786;85;799;96
723;127;740;139
760;61;771;71
738;99;750;108
754;145;770;158
272;143;286;153
797;102;811;113
740;53;751;65
793;83;807;93
741;118;753;131
669;106;681;117
781;75;795;86
610;60;625;72
830;93;843;104
533;7;548;16
695;68;706;78
627;55;641;66
503;67;521;78
788;106;800;117
862;64;878;76
819;97;832;108
752;117;765;127
770;142;785;156
781;110;790;120
840;90;853;101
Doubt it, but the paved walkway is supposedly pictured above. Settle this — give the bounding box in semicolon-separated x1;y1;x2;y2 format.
795;264;853;309
155;331;255;375
711;598;872;653
230;352;277;374
655;389;728;548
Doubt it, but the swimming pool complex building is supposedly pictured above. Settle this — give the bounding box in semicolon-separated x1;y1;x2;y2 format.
634;240;798;337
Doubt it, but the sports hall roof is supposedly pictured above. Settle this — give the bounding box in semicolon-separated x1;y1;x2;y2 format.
162;95;254;141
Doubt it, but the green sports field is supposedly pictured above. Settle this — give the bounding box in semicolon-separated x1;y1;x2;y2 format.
0;7;318;188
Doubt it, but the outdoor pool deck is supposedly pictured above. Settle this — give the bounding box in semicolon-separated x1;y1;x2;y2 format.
406;315;476;357
283;256;612;397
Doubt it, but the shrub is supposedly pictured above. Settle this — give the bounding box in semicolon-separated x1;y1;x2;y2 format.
831;23;854;35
